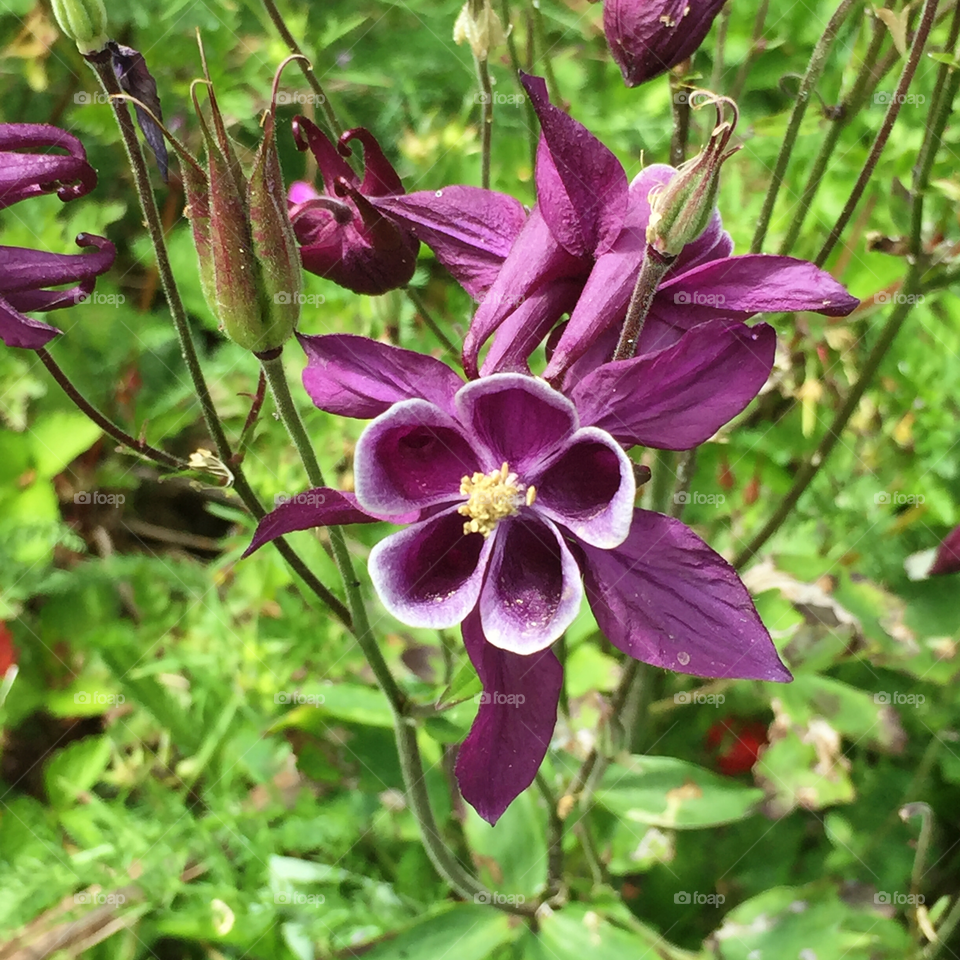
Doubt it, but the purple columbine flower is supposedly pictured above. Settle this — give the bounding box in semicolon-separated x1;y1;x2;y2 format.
0;123;115;349
604;0;728;88
374;75;858;380
245;327;791;823
287;118;420;296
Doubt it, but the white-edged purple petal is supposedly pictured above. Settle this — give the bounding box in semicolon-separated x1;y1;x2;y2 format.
243;488;413;558
573;320;776;449
522;74;628;258
532;427;635;548
369;507;493;629
354;399;478;515
582;509;792;681
479;515;583;654
455;373;578;476
298;333;463;419
455;608;562;825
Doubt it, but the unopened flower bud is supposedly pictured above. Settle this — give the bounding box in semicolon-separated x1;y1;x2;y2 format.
51;0;108;54
454;0;507;60
604;0;726;88
646;93;740;258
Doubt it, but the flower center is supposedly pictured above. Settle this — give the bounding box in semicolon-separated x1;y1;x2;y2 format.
458;462;536;537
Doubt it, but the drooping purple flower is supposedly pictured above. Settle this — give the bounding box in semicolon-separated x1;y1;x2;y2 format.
245;328;791;823
0;123;115;349
371;75;858;381
930;525;960;576
288;118;420;296
604;0;728;88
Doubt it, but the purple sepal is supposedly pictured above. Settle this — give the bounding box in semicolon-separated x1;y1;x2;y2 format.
583;509;792;681
455;608;563;825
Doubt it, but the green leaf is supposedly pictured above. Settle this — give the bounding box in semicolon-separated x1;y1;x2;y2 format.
44;736;112;808
271;682;395;730
595;756;764;829
358;905;516;960
27;411;103;480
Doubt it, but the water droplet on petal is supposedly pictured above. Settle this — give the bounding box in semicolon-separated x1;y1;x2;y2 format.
435;190;443;198
677;651;690;666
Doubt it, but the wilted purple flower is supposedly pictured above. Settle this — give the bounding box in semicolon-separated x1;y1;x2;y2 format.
930;525;960;576
245;328;791;823
0;123;115;349
372;75;858;380
604;0;727;87
107;42;168;180
288;119;420;296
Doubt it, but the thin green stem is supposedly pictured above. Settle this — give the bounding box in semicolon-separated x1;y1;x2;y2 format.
669;72;692;167
530;0;561;105
750;0;860;253
476;55;493;190
730;0;770;100
535;770;565;901
87;52;350;628
500;0;538;169
613;248;676;361
711;4;730;92
259;352;405;711
777;15;887;255
36;347;186;472
405;286;458;356
816;0;941;267
924;896;960;959
259;0;342;139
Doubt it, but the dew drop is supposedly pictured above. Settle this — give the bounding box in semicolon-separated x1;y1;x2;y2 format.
677;651;690;666
435;190;443;198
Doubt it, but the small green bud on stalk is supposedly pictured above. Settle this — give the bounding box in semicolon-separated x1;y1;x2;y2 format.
646;93;740;258
51;0;108;54
453;0;507;59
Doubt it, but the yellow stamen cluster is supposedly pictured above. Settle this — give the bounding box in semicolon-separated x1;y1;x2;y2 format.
458;462;536;537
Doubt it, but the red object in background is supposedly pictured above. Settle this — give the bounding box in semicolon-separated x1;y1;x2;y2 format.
706;717;768;776
0;621;18;675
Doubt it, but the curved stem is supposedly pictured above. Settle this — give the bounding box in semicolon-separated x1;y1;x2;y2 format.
777;14;887;256
259;0;342;139
750;0;860;253
816;0;941;267
259;352;406;712
86;52;351;629
36;347;186;472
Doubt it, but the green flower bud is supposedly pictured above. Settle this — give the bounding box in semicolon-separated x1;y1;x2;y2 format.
51;0;108;54
453;0;507;60
646;93;740;258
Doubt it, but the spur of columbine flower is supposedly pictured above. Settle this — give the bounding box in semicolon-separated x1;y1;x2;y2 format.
930;525;960;576
287;119;420;296
373;74;858;380
244;326;790;823
0;123;115;349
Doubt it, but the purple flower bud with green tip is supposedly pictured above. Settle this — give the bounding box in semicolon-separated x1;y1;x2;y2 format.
0;123;115;349
288;119;420;296
930;525;960;576
646;93;740;257
604;0;727;87
244;326;792;823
